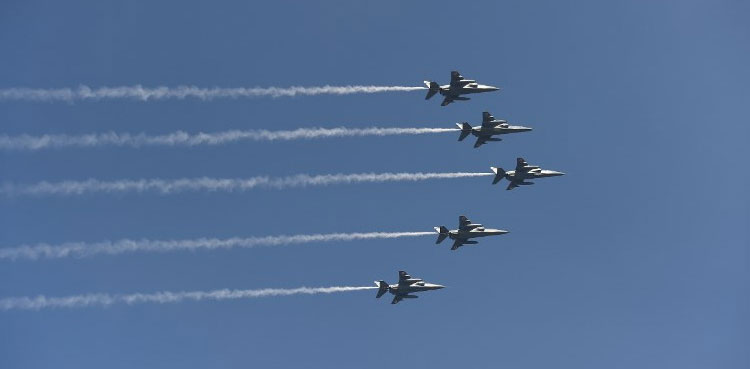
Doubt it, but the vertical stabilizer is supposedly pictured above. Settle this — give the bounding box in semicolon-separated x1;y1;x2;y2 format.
456;123;472;141
491;167;506;185
424;81;441;100
375;281;389;298
434;226;450;244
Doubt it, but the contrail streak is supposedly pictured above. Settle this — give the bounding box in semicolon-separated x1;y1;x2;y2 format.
0;172;493;197
0;127;459;151
0;232;435;261
0;85;426;102
0;286;378;311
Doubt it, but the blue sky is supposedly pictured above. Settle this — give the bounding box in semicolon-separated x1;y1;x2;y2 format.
1;1;748;368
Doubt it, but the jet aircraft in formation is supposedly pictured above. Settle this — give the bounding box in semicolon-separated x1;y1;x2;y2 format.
491;157;565;190
435;215;509;250
377;73;566;305
425;71;500;106
375;271;445;304
457;111;533;148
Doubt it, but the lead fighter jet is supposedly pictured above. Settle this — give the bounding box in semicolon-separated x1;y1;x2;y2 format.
491;157;565;190
425;71;500;106
375;271;445;304
435;215;509;250
457;111;533;148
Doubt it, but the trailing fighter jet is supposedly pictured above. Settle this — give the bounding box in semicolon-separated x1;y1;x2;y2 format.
457;111;533;148
435;215;509;250
375;271;445;304
424;71;500;106
491;157;565;190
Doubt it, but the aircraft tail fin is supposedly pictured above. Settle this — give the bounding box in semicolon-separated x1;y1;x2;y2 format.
434;226;450;244
456;123;472;141
491;167;506;185
375;281;389;298
424;81;440;100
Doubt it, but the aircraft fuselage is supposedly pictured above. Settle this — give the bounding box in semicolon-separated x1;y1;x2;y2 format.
504;169;565;183
441;83;499;98
388;282;445;296
472;125;533;137
448;229;508;240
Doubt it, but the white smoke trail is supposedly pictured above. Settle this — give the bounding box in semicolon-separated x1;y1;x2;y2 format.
0;172;493;197
0;231;434;261
0;127;459;151
0;85;426;102
0;286;378;311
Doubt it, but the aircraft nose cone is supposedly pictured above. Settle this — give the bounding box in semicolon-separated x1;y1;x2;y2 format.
433;284;445;290
550;171;565;176
489;86;501;91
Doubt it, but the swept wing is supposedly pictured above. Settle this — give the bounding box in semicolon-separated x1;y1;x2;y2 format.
459;215;482;231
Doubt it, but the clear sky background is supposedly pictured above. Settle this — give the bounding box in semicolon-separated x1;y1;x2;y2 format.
1;1;748;368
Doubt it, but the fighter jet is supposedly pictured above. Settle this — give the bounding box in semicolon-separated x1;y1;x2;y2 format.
425;71;500;106
375;271;445;304
457;111;533;148
435;215;509;250
491;157;565;190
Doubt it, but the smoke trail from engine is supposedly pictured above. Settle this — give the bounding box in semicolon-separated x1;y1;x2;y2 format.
0;231;435;261
0;85;426;102
0;286;378;311
0;127;459;151
0;172;493;197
